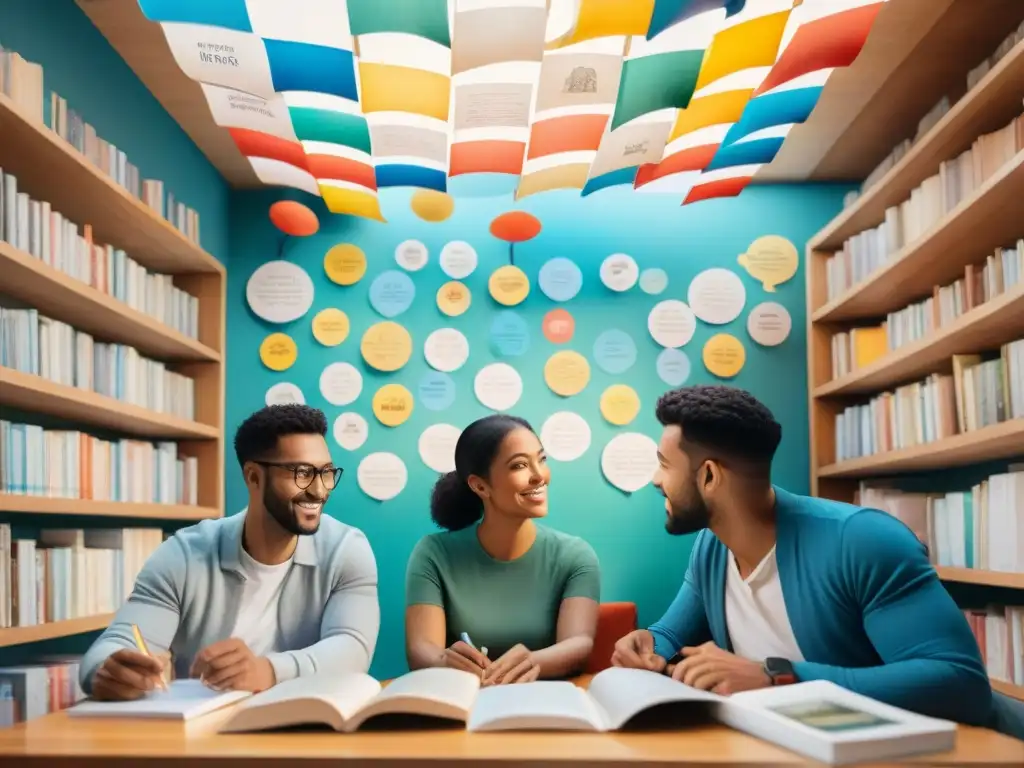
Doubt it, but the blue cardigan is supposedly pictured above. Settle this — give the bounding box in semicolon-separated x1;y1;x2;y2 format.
649;486;993;727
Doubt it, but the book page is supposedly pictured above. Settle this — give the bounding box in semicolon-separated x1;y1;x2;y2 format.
466;681;605;732
69;679;249;720
587;667;722;730
348;668;480;729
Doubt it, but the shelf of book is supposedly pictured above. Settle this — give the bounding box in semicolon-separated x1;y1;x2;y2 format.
0;241;220;362
0;93;220;275
935;566;1024;590
991;679;1024;703
0;495;219;521
0;613;114;648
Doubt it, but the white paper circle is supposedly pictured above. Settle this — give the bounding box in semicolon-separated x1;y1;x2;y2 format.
687;268;746;325
747;301;792;347
648;300;697;348
474;363;523;412
424;328;470;373
319;362;363;406
600;253;639;292
418;423;462;473
601;432;659;493
439;241;478;279
395;239;428;271
540;411;592;462
639;268;668;295
246;260;314;323
333;412;368;451
357;452;407;501
265;382;304;406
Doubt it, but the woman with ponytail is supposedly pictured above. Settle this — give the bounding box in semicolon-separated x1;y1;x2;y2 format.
404;414;601;685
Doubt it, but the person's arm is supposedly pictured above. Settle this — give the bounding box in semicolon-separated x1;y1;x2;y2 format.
648;532;713;661
79;537;186;693
404;539;450;670
265;530;380;683
791;510;992;726
530;540;601;678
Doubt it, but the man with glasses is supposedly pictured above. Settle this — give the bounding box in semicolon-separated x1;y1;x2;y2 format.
80;404;380;700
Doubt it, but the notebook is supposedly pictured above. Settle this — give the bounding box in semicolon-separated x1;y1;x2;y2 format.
68;679;250;721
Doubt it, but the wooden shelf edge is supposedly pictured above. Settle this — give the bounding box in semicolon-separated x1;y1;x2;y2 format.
810;37;1024;250
0;613;114;648
0;241;220;363
935;566;1024;589
0;495;220;520
991;679;1024;702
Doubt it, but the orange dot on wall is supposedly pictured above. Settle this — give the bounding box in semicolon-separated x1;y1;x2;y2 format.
543;308;575;344
489;210;542;243
270;200;320;237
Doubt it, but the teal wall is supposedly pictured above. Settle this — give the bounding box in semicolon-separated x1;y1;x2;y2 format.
227;182;852;679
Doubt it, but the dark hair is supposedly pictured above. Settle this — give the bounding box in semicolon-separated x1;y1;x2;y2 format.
655;385;782;471
233;404;329;467
430;414;534;531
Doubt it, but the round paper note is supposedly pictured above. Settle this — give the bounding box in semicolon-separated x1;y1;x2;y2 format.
418;371;456;411
737;235;798;292
687;268;746;325
544;350;590;397
333;412;368;451
601;432;658;493
369;270;416;318
312;308;350;347
357;452;407;501
488;265;530;306
418;423;462;473
703;333;746;379
361;321;413;372
424;328;470;372
747;302;792;347
543;309;575;344
600;384;641;426
593;329;637;374
600;254;639;292
540;412;591;462
265;382;304;406
648;300;696;348
319;362;363;406
372;383;414;427
324;244;367;286
639;268;668;295
490;311;530;358
247;261;314;323
437;281;471;317
656;348;692;386
474;363;523;411
395;239;428;271
440;241;478;279
538;258;583;302
259;332;297;371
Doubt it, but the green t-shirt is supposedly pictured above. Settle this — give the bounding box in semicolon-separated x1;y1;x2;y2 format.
405;524;601;660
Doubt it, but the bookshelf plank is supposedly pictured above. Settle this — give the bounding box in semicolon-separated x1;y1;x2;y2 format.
813;150;1024;322
0;367;219;440
814;282;1024;397
0;614;113;648
817;418;1024;478
0;241;219;363
810;38;1024;250
992;679;1024;703
0;495;219;521
0;94;221;275
935;566;1024;590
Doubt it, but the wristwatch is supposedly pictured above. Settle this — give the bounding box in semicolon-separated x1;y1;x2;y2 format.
762;657;797;686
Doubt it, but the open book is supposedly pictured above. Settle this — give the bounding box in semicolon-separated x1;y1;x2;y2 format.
68;679;250;721
219;668;480;733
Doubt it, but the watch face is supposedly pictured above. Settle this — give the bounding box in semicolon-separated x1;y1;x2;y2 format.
765;657;793;676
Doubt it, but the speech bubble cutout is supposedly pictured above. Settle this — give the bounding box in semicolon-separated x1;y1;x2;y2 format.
737;235;798;292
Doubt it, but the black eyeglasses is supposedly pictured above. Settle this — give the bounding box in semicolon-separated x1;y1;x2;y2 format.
254;462;343;490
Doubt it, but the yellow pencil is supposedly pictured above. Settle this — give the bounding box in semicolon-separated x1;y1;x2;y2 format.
131;623;168;691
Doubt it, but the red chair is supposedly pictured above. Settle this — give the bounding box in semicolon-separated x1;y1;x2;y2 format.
586;601;638;673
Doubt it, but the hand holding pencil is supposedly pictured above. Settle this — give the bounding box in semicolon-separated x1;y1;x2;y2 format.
89;624;168;701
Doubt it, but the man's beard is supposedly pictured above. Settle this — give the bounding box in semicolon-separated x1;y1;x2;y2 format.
263;484;322;536
665;483;711;536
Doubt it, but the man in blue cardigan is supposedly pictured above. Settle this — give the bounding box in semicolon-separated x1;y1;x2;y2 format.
611;385;992;727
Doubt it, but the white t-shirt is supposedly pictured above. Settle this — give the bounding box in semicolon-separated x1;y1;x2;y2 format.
229;547;294;657
724;545;804;662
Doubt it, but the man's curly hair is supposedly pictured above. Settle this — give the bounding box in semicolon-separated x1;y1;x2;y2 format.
233;404;328;467
655;385;782;466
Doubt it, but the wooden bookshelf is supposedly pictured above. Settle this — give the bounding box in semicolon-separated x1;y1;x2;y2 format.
992;679;1024;703
935;566;1024;590
0;614;114;648
0;495;219;521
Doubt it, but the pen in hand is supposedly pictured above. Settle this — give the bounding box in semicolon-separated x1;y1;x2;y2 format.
460;632;488;659
131;623;168;692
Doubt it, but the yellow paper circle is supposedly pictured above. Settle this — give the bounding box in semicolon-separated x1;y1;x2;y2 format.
703;333;746;379
360;321;413;372
488;265;530;306
600;384;641;426
410;189;455;222
736;235;798;292
324;243;368;286
259;332;297;372
437;281;472;317
544;350;590;396
372;383;414;427
311;308;350;347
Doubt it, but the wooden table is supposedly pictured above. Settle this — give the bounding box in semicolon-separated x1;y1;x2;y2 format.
1;677;1021;767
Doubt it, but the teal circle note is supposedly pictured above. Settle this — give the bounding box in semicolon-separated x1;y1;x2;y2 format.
418;371;456;411
538;257;583;302
640;268;668;295
369;270;415;318
489;310;530;357
593;329;637;374
657;348;691;386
